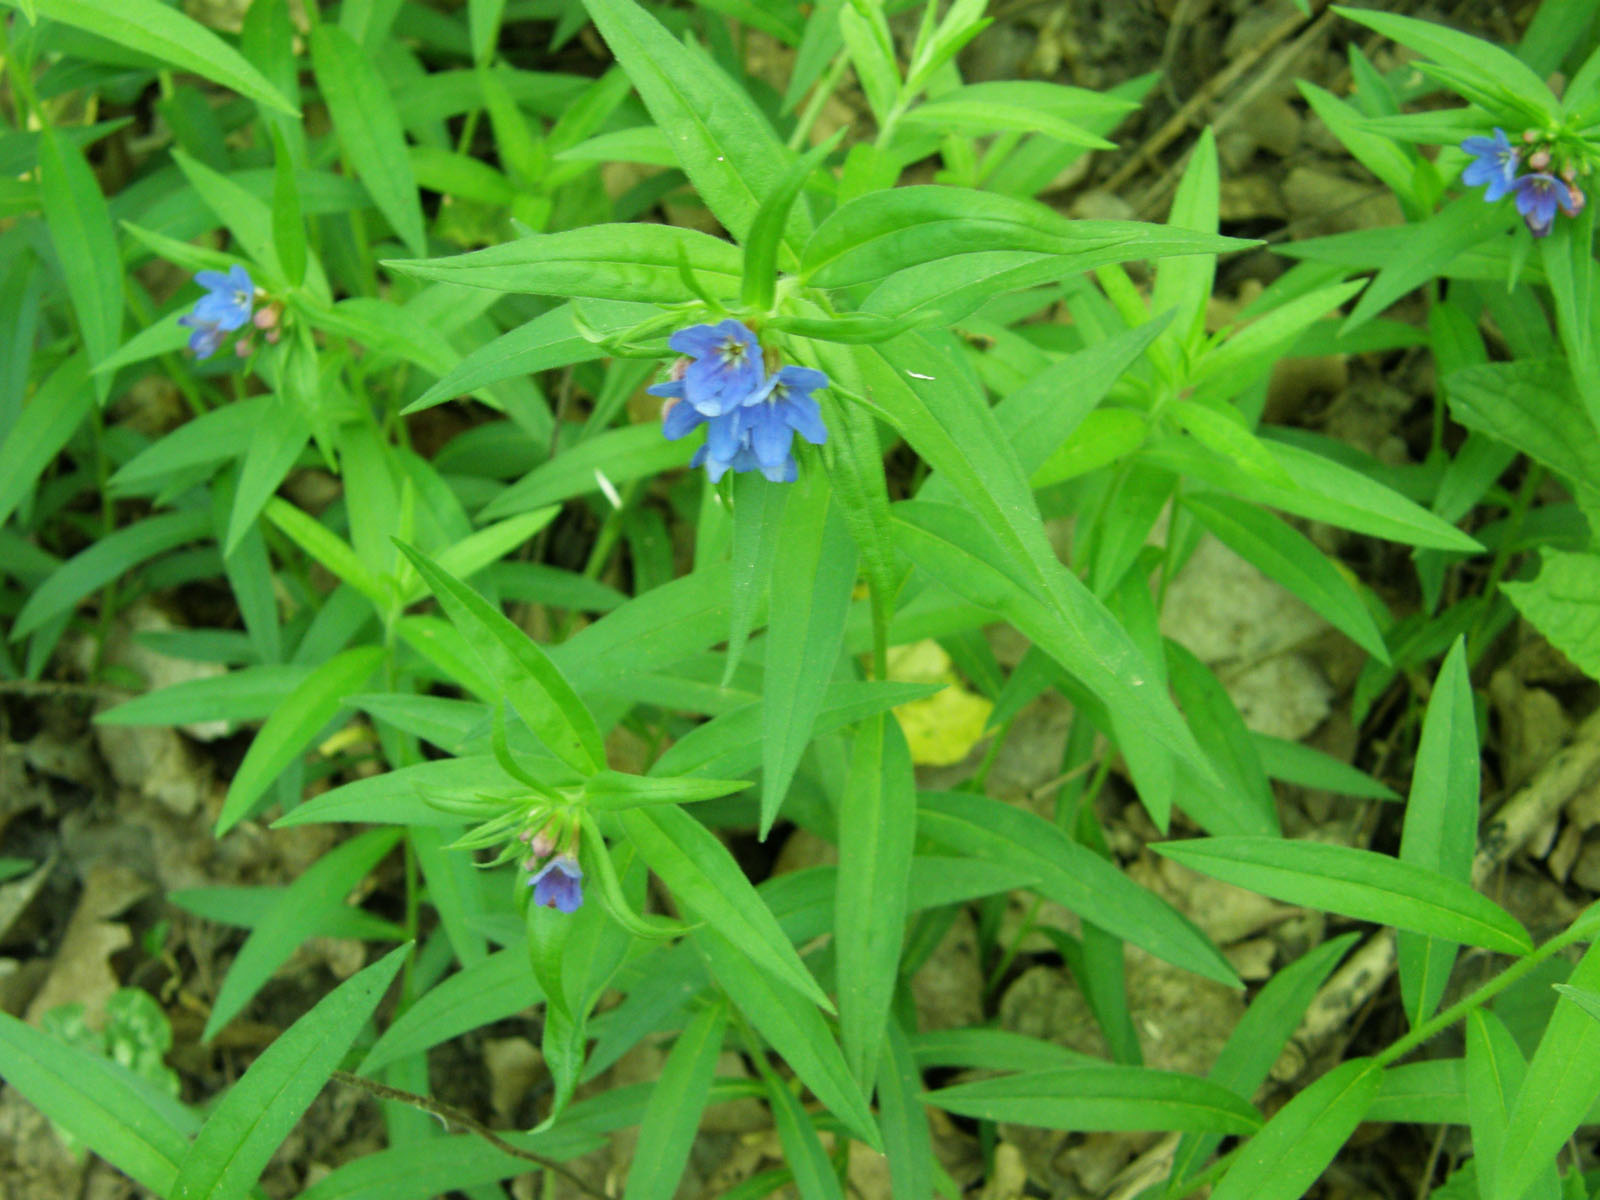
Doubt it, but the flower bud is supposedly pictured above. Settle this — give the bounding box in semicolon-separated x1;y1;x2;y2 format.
253;303;281;330
530;832;556;859
1529;149;1551;171
234;338;253;357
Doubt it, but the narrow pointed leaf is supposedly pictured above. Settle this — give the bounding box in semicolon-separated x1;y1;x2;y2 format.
172;945;408;1200
1155;837;1531;955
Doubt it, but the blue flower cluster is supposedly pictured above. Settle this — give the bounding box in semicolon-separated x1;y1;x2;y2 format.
1461;128;1586;238
650;319;828;483
179;266;257;359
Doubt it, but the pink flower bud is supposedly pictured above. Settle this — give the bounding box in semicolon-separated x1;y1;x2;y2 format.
234;338;253;357
253;304;280;330
530;833;556;859
1529;149;1551;171
669;356;690;382
265;328;282;344
1524;129;1539;143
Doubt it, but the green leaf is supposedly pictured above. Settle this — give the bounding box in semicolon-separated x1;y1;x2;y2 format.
1491;938;1600;1200
1466;1009;1539;1200
581;770;750;810
263;497;391;613
763;1061;846;1200
363;953;537;1075
918;791;1239;987
202;829;401;1041
39;129;121;391
877;1017;934;1200
1182;493;1389;663
1398;639;1477;1027
226;400;311;556
722;470;786;685
1504;551;1600;682
397;542;605;776
1343;194;1511;332
310;26;426;256
477;423;692;521
618;805;833;1013
1141;434;1483;553
0;1011;195;1194
1208;1057;1381;1200
173;945;408;1200
12;508;211;641
835;715;915;1084
108;396;268;496
1250;734;1399;801
96;664;307;727
269;124;307;288
925;1066;1260;1133
1170;933;1362;1190
742;133;840;313
386;223;742;302
761;473;856;833
622;1003;728;1200
12;0;296;114
0;355;92;527
581;0;805;248
1155;837;1532;955
215;646;387;836
802;186;1251;288
694;926;880;1149
901;81;1129;148
892;499;1215;786
404;304;601;415
1150;126;1219;354
1444;360;1600;502
1331;6;1560;118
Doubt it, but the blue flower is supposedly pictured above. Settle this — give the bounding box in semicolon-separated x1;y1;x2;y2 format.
658;319;764;416
737;366;829;483
192;266;255;331
528;854;583;913
180;266;255;359
1461;128;1519;202
1512;172;1569;237
177;313;227;359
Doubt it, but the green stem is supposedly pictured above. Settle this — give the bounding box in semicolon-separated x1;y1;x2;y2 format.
1374;920;1592;1070
787;51;850;153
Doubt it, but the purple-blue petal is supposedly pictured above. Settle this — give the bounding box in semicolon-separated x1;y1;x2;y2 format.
194;270;232;293
746;407;793;470
662;400;705;440
529;855;583;913
668;325;724;356
647;379;686;399
783;393;828;445
704;409;745;461
774;365;828;396
227;264;254;294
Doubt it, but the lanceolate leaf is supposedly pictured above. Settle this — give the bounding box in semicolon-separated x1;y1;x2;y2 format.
761;471;856;833
311;25;426;256
397;542;605;776
924;1067;1261;1133
173;945;408;1200
38;128;120;391
618;804;833;1012
1491;938;1600;1200
835;715;916;1083
0;1011;196;1195
622;1003;727;1200
1397;638;1477;1027
1155;837;1531;955
918;791;1238;987
18;0;296;115
216;645;387;836
581;0;806;250
1209;1058;1381;1200
203;829;401;1040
